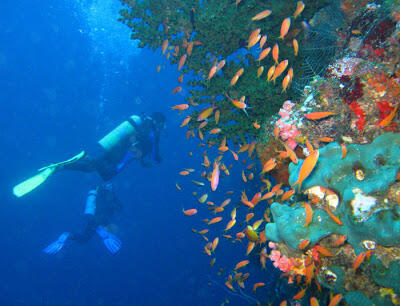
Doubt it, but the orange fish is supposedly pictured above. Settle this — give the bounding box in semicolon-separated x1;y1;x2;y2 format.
253;121;261;129
179;170;190;176
187;41;193;56
257;66;264;78
162;39;168;54
293;1;305;19
211;162;220;191
272;43;279;63
293;149;319;191
241;198;254;208
157;65;161;72
279;17;291;40
230;207;237;219
272;60;288;83
208;217;223;225
303;203;313;227
198;129;204;141
282;74;291;92
198;229;209;235
310;297;319;306
353;252;366;270
319;137;334;142
252;9;272;21
210;258;216;267
175;183;181;190
253;282;265;292
293;288;306;300
209;128;221;135
246;213;254;223
197;106;214;121
340;143;347;159
177;74;183;83
204;244;212;256
248;34;261;49
293;39;299;56
172;86;183;94
221;198;231;207
252;219;263;230
248;141;256;157
246;241;256;255
211;237;219;252
208;65;218;80
234;260;249;270
225;219;236;231
378;105;398;127
258;47;271;62
216;59;226;71
214;109;220;124
248;28;261;49
183;208;197;216
298;239;310;250
198;121;208;129
178;54;187;71
267;65;276;82
198;194;208;204
314;245;334;257
166;52;170;60
328;294;343;306
262;158;276;173
281;189;295;201
238;143;249;153
245;226;259;242
236;232;245;240
304;111;336;120
325;206;343;225
287;67;293;82
332;235;347;246
259;34;267;49
261;191;275;201
171;104;188;111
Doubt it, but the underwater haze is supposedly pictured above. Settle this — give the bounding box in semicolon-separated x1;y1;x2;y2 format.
0;0;282;305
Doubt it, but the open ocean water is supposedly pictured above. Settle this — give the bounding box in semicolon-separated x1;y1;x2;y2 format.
0;0;285;305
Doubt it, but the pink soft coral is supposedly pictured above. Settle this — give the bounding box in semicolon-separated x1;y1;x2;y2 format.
275;101;300;150
269;250;293;273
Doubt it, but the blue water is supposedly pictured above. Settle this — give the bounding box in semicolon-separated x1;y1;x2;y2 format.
0;1;285;305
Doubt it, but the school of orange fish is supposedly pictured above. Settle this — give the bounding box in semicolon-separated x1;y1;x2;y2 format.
160;2;348;305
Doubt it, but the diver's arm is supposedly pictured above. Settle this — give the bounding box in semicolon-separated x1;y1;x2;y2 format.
115;145;136;172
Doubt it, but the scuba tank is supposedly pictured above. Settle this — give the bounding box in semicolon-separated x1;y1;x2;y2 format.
84;189;97;215
98;115;142;152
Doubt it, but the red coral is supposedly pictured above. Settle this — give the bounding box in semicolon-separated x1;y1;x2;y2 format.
349;101;366;131
377;101;398;132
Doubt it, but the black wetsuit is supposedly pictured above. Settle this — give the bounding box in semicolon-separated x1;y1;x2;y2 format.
70;186;122;244
60;116;161;181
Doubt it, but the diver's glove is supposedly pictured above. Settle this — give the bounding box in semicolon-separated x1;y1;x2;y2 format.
96;226;121;254
43;232;70;255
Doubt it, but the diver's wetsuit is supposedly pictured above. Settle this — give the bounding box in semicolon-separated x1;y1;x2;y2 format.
70;185;122;244
60;114;162;181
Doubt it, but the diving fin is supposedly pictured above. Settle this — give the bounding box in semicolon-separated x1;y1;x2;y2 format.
13;151;85;198
13;167;55;198
38;150;85;172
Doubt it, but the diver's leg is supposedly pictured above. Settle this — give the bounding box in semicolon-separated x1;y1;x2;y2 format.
96;225;121;254
70;215;98;244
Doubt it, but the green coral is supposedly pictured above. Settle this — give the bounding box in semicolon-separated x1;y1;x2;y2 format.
265;132;400;303
118;0;332;144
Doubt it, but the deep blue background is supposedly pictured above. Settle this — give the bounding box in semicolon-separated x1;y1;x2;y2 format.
0;1;285;305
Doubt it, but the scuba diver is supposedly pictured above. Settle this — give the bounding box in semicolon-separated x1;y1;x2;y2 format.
13;112;166;197
43;183;122;254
